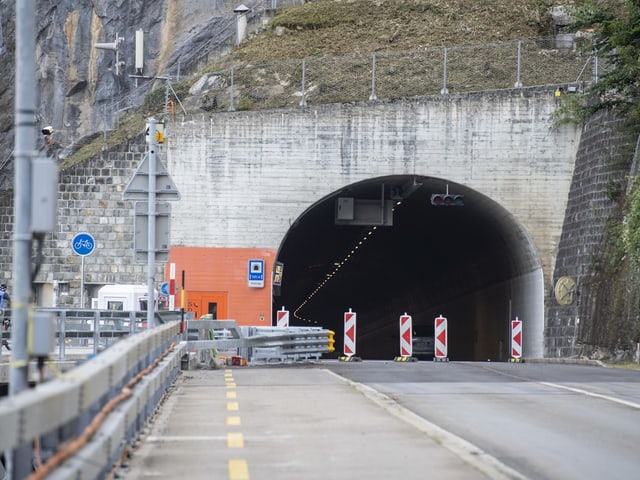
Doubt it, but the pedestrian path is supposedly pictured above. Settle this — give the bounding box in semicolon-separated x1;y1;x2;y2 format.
122;366;489;480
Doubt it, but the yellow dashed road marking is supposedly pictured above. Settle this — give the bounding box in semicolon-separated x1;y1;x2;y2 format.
226;391;237;399
227;402;239;411
227;432;245;448
226;382;237;388
227;416;241;426
229;459;249;480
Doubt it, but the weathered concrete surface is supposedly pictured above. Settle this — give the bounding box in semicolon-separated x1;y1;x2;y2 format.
167;87;580;289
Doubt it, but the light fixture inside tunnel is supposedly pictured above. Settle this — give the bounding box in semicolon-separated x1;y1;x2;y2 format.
293;224;382;324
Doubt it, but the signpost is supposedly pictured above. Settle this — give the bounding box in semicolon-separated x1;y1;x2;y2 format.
72;232;95;308
123;117;180;328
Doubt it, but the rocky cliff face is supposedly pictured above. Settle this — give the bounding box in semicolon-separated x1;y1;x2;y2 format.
0;0;291;190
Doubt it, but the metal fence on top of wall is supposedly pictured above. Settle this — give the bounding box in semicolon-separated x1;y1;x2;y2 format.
189;35;600;113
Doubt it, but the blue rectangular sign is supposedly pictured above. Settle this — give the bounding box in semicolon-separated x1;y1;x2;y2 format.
248;259;265;288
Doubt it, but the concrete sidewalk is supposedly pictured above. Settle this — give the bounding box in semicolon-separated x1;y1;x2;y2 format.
122;365;496;480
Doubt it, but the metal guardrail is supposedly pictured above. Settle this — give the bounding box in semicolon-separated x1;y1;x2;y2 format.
0;316;333;478
184;319;335;364
0;321;183;479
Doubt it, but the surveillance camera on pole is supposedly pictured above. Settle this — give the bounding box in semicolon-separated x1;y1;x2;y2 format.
42;126;53;146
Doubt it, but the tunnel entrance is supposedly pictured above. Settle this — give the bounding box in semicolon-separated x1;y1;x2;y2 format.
273;175;543;360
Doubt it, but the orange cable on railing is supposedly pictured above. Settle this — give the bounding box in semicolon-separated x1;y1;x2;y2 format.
27;342;177;480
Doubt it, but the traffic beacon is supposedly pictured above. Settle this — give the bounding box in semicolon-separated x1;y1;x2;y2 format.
394;313;417;362
339;308;361;362
509;317;524;363
434;315;449;362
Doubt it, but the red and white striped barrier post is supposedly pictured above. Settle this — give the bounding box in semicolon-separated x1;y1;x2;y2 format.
434;315;448;362
510;317;523;363
398;313;412;358
343;308;357;358
276;306;289;328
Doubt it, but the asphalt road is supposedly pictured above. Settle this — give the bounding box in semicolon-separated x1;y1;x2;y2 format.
323;361;640;480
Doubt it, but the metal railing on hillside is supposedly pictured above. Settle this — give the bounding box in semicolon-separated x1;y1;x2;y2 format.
188;36;601;113
47;34;602;156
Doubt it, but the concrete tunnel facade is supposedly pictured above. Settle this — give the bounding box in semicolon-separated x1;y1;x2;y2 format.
273;175;544;361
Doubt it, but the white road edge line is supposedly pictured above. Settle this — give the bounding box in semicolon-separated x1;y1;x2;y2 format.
539;381;640;409
324;369;529;480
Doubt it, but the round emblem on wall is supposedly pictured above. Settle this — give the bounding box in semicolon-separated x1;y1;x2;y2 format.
554;276;577;306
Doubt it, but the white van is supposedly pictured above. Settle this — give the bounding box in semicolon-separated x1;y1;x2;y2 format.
96;284;158;312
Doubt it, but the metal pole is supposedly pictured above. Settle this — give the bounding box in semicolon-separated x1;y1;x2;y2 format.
229;67;235;112
441;47;449;95
369;54;377;101
80;255;85;307
147;118;158;328
514;41;523;88
9;0;36;476
300;60;307;107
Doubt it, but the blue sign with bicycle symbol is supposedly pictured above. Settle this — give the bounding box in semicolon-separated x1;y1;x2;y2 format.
72;232;95;256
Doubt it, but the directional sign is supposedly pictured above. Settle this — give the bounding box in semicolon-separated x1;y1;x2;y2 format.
160;282;170;296
399;313;412;357
344;308;357;357
434;315;448;360
511;317;523;359
277;307;289;328
123;153;181;201
72;232;95;256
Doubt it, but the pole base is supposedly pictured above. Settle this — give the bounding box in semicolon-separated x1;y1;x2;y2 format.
394;356;417;362
338;355;362;362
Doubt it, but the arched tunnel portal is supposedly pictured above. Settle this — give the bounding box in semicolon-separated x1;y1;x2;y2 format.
273;175;544;361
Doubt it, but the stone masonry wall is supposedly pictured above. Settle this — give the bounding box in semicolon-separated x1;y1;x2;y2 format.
0;146;164;307
546;109;635;358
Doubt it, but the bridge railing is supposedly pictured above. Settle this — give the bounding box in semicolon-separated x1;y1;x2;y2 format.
1;308;183;358
0;321;183;479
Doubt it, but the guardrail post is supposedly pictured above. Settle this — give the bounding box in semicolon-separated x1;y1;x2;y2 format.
93;310;100;356
58;309;66;360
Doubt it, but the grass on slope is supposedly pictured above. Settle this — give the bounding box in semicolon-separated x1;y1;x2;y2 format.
232;0;553;62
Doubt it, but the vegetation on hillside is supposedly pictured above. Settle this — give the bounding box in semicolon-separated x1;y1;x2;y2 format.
233;0;552;61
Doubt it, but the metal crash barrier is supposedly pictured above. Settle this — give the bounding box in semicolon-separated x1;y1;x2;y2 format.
0;321;184;479
185;320;335;365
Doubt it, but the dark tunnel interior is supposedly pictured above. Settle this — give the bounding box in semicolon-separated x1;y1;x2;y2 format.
273;175;540;360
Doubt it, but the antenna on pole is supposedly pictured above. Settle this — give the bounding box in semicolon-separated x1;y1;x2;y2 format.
95;32;125;75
